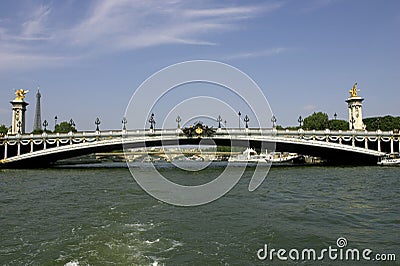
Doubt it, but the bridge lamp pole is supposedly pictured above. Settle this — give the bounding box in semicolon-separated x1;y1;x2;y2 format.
271;115;277;129
350;116;355;130
298;116;304;128
176;115;181;129
244;115;249;129
122;117;127;131
238;111;241;129
376;118;380;130
95;117;101;131
217;115;222;129
54;115;58;128
224;120;227;127
69;119;75;132
149;113;156;131
17;120;22;134
334;113;337;120
43;120;48;132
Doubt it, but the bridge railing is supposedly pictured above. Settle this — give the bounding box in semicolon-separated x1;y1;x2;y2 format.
0;128;398;141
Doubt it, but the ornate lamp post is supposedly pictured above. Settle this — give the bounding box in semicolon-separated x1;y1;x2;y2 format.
238;111;241;129
54;115;58;127
149;113;156;130
298;116;304;128
176;115;181;128
217;115;222;129
376;117;380;130
43;120;48;131
350;116;355;130
69;118;75;132
17;120;22;134
334;113;337;120
224;120;227;127
271;115;277;128
244;115;249;129
122;117;127;131
95;117;101;131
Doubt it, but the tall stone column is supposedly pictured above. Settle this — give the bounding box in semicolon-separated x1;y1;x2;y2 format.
345;83;365;130
10;90;29;134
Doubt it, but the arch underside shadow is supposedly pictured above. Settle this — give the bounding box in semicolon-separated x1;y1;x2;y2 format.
1;137;379;168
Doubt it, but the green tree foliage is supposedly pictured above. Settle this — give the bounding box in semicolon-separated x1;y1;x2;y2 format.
54;121;77;133
303;112;329;130
328;119;349;131
363;116;400;131
0;124;8;135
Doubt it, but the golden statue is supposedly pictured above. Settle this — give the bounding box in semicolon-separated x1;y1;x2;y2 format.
349;83;359;97
15;89;29;101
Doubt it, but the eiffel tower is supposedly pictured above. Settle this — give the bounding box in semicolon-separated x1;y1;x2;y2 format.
33;88;42;131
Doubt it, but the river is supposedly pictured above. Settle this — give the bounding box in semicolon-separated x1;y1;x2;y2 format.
0;164;398;265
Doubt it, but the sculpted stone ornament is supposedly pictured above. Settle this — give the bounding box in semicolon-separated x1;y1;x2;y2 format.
182;122;216;138
349;83;359;98
15;89;29;101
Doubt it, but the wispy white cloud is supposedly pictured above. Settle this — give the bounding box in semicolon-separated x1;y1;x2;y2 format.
20;5;52;40
0;0;284;71
303;104;317;111
225;47;287;60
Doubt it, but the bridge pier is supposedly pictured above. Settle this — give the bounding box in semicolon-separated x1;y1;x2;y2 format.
378;138;381;152
391;138;394;154
30;140;33;153
365;138;368;150
4;143;7;160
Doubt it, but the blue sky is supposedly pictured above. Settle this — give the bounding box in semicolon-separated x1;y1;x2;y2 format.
0;0;399;131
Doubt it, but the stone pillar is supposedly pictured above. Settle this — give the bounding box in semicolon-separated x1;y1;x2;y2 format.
390;138;394;154
345;83;365;130
10;100;29;134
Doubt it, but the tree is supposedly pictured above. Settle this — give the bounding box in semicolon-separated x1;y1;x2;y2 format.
328;119;349;131
54;121;77;133
0;124;8;135
363;116;400;131
303;112;329;130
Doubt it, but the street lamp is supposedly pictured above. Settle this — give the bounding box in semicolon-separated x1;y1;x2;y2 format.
350;116;355;130
122;117;127;131
217;115;222;129
334;113;337;120
271;115;277;128
95;117;101;131
176;115;181;128
54;115;58;127
238;111;241;129
244;115;249;129
376;117;380;130
43;120;48;131
298;116;304;128
69;118;75;132
17;120;22;134
224;120;227;127
149;113;156;130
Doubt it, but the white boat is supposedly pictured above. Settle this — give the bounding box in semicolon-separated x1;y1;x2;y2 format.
228;148;302;164
377;153;400;166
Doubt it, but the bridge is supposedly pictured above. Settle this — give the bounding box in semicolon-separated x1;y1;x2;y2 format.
1;127;398;168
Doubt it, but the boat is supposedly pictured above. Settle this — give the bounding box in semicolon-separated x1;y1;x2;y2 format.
377;153;400;166
228;148;303;164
